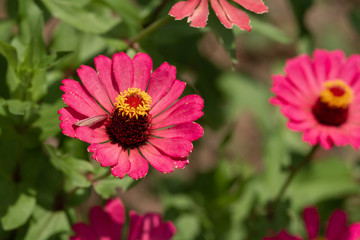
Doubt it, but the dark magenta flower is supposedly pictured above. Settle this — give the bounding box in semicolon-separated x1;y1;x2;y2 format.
263;207;360;240
70;198;176;240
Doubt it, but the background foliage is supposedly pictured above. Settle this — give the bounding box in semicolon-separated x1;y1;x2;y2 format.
0;0;360;239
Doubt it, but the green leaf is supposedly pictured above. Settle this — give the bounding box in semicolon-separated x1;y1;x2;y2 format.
217;72;272;131
0;40;17;68
1;187;36;230
6;99;33;115
103;38;128;51
41;0;120;34
94;175;136;199
288;158;360;210
29;68;47;101
0;20;15;42
101;0;141;35
349;9;360;35
251;18;292;44
45;145;94;189
289;0;314;37
173;214;200;240
24;207;70;240
32;100;64;141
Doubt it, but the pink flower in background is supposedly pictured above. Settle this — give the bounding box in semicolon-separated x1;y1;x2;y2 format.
271;49;360;149
70;198;176;240
59;52;204;179
169;0;268;30
263;207;360;240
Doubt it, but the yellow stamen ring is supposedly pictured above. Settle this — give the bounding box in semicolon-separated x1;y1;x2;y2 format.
320;80;353;109
115;88;152;119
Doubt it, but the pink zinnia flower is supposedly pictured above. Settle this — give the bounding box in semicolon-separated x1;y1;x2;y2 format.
58;52;204;179
169;0;268;30
70;198;176;240
271;49;360;149
263;207;360;240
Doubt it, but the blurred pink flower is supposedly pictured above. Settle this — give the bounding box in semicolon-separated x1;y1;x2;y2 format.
58;52;204;179
70;198;176;240
271;49;360;149
263;207;360;240
169;0;268;30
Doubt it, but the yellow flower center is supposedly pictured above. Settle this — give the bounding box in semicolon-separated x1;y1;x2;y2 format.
319;80;353;109
115;88;152;119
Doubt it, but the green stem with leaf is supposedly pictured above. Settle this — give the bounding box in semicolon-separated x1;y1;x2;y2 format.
269;144;319;216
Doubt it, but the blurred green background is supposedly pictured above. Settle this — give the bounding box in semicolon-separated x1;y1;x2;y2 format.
1;0;360;239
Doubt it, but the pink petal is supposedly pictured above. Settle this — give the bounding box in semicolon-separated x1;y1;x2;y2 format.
128;211;143;240
340;55;360;86
302;128;320;146
276;230;302;240
319;127;333;150
60;79;106;117
343;223;360;240
150;80;186;117
152;122;204;141
58;107;86;138
169;0;200;20
148;137;193;158
88;142;121;167
110;149;131;178
149;221;177;240
233;0;268;13
219;0;252;31
172;157;189;169
94;55;119;102
263;230;302;240
104;198;125;240
210;0;233;28
139;213;162;240
128;149;149;180
271;76;312;107
72;223;97;240
326;209;348;240
152;95;204;129
89;206;114;239
147;62;176;107
75;126;109;143
128;212;175;240
77;65;113;112
280;105;311;122
139;144;176;173
303;207;320;239
188;0;209;28
327;50;346;80
287;120;315;132
313;49;345;83
113;52;134;92
285;55;321;98
132;53;153;90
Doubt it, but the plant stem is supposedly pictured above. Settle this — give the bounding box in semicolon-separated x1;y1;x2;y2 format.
125;15;172;51
270;144;319;215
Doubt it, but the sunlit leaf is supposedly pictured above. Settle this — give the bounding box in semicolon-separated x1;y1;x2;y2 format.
41;0;120;34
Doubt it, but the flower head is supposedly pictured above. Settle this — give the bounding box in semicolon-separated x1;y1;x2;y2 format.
263;207;360;240
169;0;268;30
59;52;204;179
271;49;360;149
70;198;176;240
